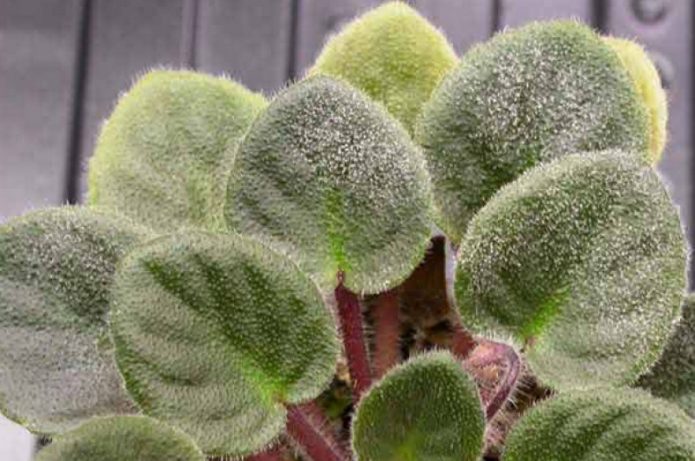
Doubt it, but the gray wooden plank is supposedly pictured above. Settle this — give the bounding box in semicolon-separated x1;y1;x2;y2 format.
604;0;693;283
0;0;83;221
413;0;495;53
196;0;293;92
498;0;593;28
78;0;186;201
294;0;384;77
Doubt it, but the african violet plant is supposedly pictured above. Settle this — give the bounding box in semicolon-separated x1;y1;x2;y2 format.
2;3;695;461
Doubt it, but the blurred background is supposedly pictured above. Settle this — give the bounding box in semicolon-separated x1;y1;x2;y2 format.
0;0;692;458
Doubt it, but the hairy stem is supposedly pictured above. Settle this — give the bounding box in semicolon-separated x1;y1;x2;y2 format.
371;290;401;378
466;341;522;420
335;273;372;400
286;403;347;461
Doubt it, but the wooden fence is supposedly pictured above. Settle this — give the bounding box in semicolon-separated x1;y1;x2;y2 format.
0;0;693;459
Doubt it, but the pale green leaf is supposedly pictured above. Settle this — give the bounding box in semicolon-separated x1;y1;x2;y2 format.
88;69;267;233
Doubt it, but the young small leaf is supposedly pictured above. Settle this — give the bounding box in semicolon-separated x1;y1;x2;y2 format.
415;20;649;242
604;36;667;164
88;69;267;233
309;1;457;134
225;76;433;294
638;294;695;417
36;415;204;461
0;207;149;434
352;351;484;461
456;151;686;390
503;388;695;460
110;232;340;457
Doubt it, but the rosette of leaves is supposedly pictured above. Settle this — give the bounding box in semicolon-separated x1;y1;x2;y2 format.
0;3;691;461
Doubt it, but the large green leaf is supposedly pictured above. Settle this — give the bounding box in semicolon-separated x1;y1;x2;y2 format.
225;76;433;294
503;388;695;460
36;415;204;461
352;351;484;461
415;20;649;242
0;207;149;433
110;232;340;457
88;69;267;233
309;1;457;134
638;294;695;417
455;151;686;390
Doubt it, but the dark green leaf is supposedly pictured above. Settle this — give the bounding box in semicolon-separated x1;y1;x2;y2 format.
110;232;340;456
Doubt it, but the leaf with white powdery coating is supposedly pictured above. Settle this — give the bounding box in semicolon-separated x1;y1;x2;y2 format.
0;207;149;434
88;69;267;233
352;351;484;461
309;1;457;135
456;151;686;391
226;76;433;294
416;20;649;242
503;388;695;460
110;232;340;457
36;415;204;461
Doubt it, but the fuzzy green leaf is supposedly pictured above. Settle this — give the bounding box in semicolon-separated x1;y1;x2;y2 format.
225;76;433;294
0;207;149;434
604;36;667;165
503;388;695;460
309;1;457;134
36;415;204;461
455;151;686;390
88;69;267;233
638;294;695;417
415;20;649;242
352;351;484;461
110;232;340;457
